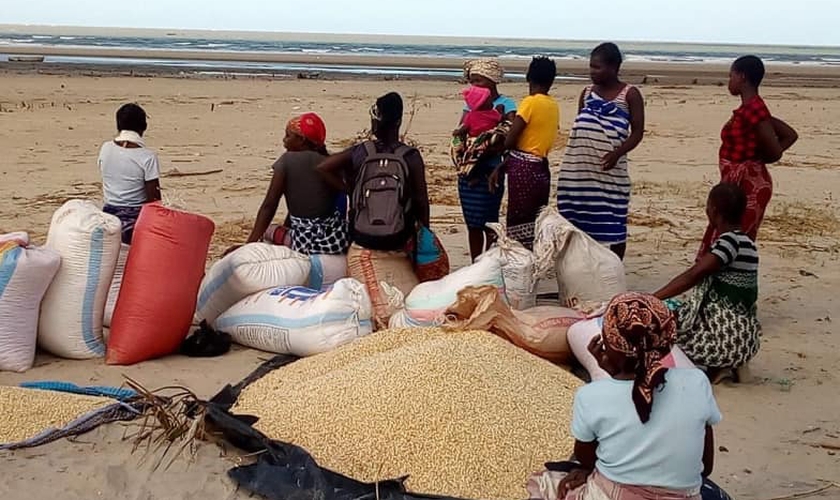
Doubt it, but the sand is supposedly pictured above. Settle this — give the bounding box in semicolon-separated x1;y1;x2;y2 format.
0;68;839;499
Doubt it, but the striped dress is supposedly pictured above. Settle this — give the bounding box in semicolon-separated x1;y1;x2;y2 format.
557;85;634;245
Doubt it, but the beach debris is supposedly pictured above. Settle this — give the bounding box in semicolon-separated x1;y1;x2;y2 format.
121;377;208;472
162;168;223;178
765;480;840;500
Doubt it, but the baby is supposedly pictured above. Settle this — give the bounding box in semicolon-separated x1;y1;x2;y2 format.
454;85;502;138
451;85;506;174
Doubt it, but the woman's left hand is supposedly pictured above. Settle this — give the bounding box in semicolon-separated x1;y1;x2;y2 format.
601;150;621;171
557;468;590;497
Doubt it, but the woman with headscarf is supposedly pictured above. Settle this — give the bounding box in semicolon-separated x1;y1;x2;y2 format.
529;293;721;500
227;112;349;256
457;58;517;261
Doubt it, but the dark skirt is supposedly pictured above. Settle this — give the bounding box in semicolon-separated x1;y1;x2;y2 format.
102;204;142;244
458;156;505;230
506;151;551;250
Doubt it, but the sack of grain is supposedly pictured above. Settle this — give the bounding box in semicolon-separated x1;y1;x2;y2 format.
483;223;537;310
568;316;696;380
0;237;61;372
533;207;626;308
195;243;311;325
444;285;584;365
346;243;418;330
308;253;347;291
38;200;122;359
215;278;372;356
107;204;214;365
103;243;129;329
387;252;505;328
410;226;450;283
231;328;582;500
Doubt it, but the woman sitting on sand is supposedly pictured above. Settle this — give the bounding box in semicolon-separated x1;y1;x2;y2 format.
697;55;798;258
529;293;721;500
229;112;349;256
99;103;162;244
556;43;645;260
655;183;760;381
457;58;517;261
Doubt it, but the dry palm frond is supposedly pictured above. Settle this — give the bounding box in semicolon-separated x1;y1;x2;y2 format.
400;92;421;148
120;376;208;473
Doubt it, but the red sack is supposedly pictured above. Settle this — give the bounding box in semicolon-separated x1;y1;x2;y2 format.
106;204;214;365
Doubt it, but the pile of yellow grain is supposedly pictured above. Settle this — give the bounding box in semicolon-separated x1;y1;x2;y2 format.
233;328;582;499
0;386;114;444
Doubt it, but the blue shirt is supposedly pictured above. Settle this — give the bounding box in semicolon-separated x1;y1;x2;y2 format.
464;95;517;115
571;368;722;490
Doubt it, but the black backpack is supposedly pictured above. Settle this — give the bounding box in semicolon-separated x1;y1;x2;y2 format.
351;141;414;248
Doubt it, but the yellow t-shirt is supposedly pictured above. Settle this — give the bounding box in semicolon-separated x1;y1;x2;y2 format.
515;94;560;158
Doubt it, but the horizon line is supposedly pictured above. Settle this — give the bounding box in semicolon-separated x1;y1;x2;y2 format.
2;23;839;50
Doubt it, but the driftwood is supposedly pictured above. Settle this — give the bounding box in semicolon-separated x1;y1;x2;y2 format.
162;168;223;178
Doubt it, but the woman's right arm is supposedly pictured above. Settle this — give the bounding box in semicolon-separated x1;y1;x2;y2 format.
245;168;286;244
702;425;715;477
316;148;354;192
654;253;722;300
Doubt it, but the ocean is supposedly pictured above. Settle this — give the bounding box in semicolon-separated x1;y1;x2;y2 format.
2;28;839;78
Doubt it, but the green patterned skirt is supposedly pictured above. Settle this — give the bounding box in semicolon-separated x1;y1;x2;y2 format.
674;277;761;369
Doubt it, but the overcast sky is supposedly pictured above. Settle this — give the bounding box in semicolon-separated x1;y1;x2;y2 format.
2;0;837;46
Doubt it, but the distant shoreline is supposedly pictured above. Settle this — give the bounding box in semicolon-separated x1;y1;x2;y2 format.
2;45;840;87
2;23;839;50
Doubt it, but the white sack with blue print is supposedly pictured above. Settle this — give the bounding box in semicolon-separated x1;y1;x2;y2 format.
214;278;372;356
194;243;311;326
38;200;122;359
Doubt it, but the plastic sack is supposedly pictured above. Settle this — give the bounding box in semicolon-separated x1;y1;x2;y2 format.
0;237;61;372
533;207;627;308
308;254;348;291
195;243;311;326
346;243;418;330
38;200;122;359
0;232;29;245
103;243;129;329
444;285;584;364
107;204;215;365
411;226;450;283
568;317;695;381
214;278;373;356
482;223;537;310
387;253;505;328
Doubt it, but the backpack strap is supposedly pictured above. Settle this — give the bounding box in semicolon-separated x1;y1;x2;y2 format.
393;144;415;161
362;140;378;159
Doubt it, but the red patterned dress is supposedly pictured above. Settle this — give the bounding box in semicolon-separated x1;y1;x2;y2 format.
698;95;773;258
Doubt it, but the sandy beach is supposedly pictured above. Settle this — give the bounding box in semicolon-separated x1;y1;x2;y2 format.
0;64;839;500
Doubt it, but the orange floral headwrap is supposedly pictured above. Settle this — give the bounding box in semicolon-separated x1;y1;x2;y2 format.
602;292;676;423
